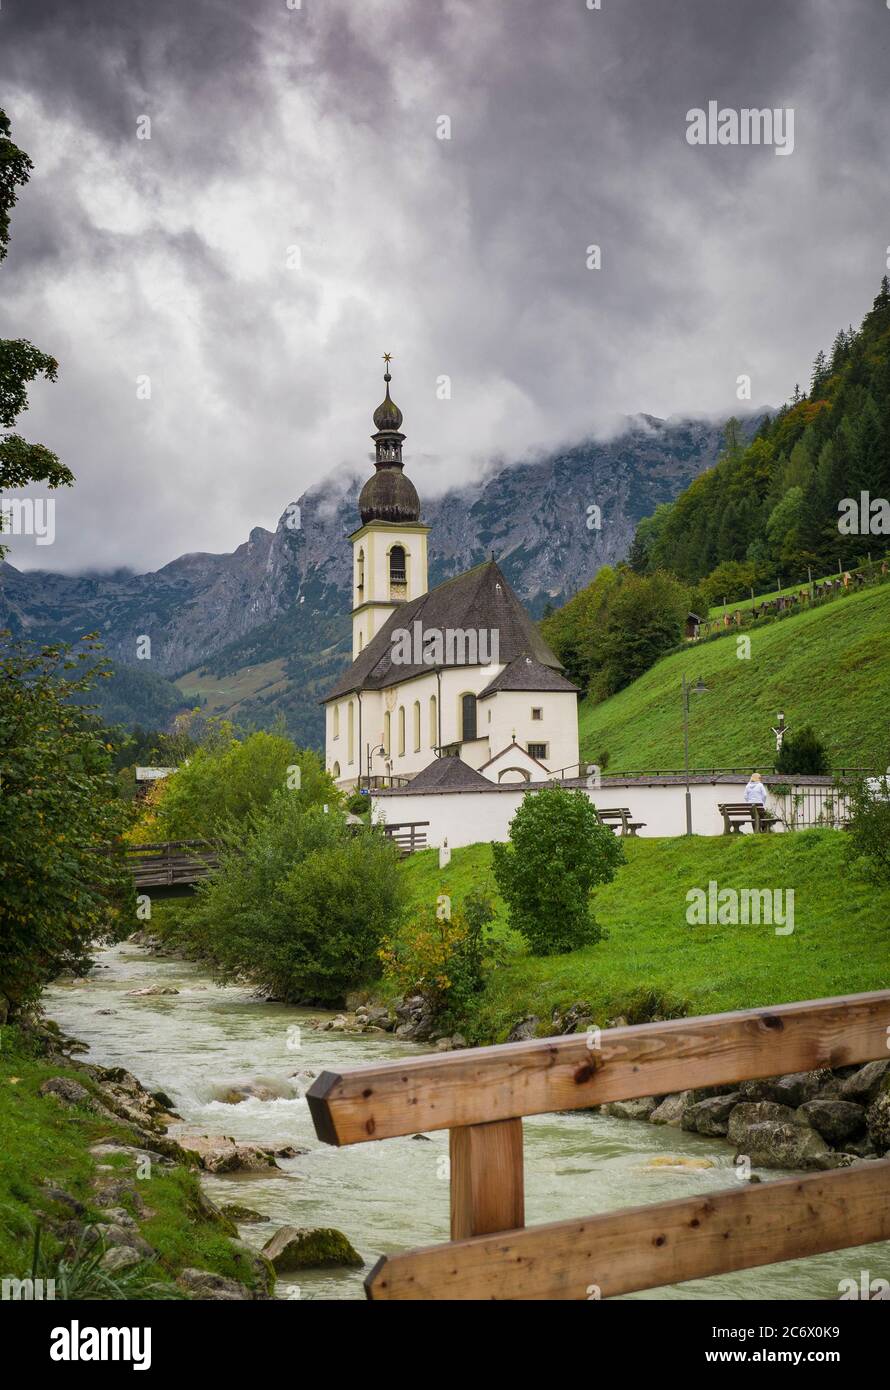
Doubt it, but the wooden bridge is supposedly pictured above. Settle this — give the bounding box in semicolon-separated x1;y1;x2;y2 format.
121;841;219;898
307;990;890;1299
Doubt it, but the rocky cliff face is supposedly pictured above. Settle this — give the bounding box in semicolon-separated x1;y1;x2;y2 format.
0;413;762;744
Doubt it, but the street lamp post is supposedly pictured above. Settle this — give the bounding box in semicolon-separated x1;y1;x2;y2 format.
366;742;386;790
683;675;709;835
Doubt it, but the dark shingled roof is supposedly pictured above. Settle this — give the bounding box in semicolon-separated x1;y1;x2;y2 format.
478;654;579;697
323;559;564;701
401;756;493;792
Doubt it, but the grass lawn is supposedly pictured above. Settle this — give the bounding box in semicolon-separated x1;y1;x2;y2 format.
399;831;890;1043
579;580;890;771
0;1025;261;1291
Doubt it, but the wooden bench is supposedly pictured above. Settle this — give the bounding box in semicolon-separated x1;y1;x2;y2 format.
382;822;429;856
718;802;780;834
595;807;646;837
307;990;890;1300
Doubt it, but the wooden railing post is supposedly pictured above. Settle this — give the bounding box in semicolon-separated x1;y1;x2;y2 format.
450;1119;525;1240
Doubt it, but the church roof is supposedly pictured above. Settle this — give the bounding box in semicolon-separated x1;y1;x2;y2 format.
399;756;493;793
323;559;564;701
478;654;579;698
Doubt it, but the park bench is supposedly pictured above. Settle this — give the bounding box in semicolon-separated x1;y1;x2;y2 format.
718;802;780;834
595;807;646;837
383;821;429;856
307;990;890;1299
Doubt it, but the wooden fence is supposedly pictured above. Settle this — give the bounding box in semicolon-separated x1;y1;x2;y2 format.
307;990;890;1300
382;822;429;857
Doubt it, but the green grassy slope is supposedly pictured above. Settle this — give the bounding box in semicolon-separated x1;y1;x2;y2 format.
578;581;890;771
399;833;890;1042
0;1026;262;1291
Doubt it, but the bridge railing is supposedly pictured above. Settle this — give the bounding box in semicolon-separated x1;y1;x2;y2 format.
307;990;890;1300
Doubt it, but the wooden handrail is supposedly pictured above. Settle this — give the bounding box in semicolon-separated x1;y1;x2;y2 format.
366;1159;890;1301
306;990;890;1146
307;989;890;1300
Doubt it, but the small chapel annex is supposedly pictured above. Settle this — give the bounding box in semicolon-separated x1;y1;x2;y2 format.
322;359;580;789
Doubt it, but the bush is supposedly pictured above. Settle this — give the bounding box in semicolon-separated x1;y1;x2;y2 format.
0;634;134;1013
177;796;405;1005
491;786;624;955
774;725;829;775
379;887;499;1021
139;732;336;841
842;775;890;884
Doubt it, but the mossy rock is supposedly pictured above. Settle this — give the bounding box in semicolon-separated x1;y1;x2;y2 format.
261;1225;363;1271
221;1204;269;1224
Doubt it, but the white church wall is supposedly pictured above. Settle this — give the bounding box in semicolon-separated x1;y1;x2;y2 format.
483;689;579;773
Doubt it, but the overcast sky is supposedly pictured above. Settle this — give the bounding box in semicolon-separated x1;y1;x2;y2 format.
2;0;889;573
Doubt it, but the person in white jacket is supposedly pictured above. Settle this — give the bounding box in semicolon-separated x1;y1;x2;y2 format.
744;772;768;806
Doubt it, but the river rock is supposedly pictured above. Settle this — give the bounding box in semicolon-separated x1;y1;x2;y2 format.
177;1268;254;1301
799;1099;866;1146
506;1016;539;1043
726;1101;809;1149
682;1092;742;1136
841;1059;890;1105
738;1120;830;1170
866;1088;890;1153
649;1091;693;1127
261;1226;363;1271
39;1076;93;1108
124;985;180;996
222;1204;269;1223
177;1133;279;1173
101;1245;145;1273
394;994;437;1041
602;1096;658;1121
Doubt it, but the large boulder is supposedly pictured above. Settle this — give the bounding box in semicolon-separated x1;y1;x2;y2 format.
394;994;437;1041
726;1101;808;1149
682;1093;742;1137
739;1121;830;1170
261;1226;363;1272
799;1099;866;1147
650;1092;693;1127
841;1060;890;1105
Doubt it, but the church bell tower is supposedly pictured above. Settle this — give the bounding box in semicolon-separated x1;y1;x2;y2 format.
350;355;429;658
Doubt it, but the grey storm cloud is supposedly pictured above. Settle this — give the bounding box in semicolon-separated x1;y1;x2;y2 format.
1;0;889;573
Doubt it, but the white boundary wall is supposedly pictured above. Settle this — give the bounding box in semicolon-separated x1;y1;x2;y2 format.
371;778;842;848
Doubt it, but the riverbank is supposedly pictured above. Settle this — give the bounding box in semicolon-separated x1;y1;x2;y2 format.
0;1019;272;1298
33;940;890;1299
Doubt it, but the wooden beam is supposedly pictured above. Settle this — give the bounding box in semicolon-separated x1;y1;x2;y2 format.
306;990;890;1146
365;1158;890;1301
450;1120;525;1241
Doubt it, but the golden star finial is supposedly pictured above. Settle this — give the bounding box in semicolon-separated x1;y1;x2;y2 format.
382;352;393;365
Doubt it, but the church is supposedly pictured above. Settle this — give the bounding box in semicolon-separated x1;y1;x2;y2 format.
323;360;580;790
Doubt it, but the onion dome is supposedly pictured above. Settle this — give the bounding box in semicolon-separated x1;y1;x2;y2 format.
373;372;403;431
359;353;422;525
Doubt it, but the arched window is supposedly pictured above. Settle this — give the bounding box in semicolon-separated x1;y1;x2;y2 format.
398;706;406;756
413;700;421;752
429;694;438;748
383;710;391;756
332;705;339;739
332;762;341;780
356;547;365;596
389;545;406;583
460;692;477;742
347;701;355;764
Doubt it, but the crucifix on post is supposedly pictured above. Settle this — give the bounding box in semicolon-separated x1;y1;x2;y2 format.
771;713;789;754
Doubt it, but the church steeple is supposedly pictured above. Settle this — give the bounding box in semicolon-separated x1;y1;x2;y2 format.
350;356;429;660
359;354;421;524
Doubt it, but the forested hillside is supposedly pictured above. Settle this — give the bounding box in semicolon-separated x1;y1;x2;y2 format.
629;278;890;600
